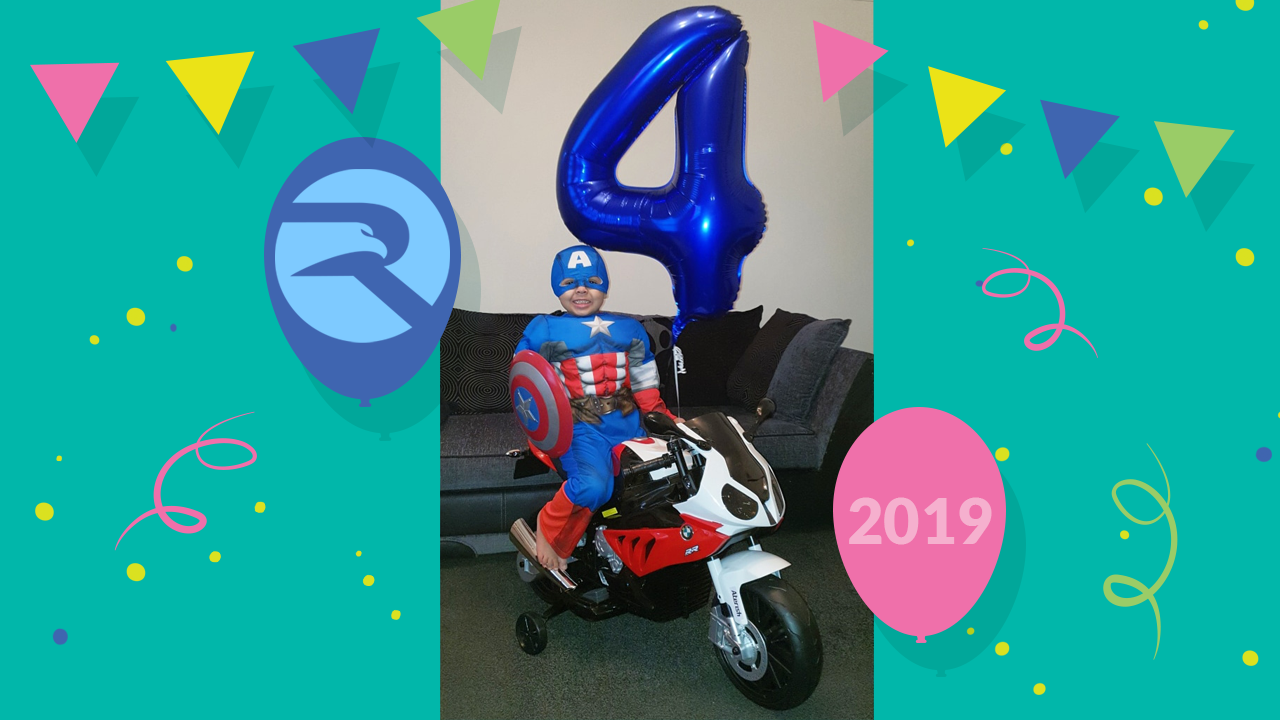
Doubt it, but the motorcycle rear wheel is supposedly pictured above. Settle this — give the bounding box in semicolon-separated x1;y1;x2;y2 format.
715;576;823;711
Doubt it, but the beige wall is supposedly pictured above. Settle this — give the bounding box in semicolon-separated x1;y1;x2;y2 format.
442;0;874;351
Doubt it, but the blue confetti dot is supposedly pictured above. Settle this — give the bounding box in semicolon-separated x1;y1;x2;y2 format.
53;629;67;645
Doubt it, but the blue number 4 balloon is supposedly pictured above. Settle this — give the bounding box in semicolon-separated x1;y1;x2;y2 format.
556;6;766;336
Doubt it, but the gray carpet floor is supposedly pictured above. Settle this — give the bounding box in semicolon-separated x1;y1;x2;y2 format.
441;527;874;719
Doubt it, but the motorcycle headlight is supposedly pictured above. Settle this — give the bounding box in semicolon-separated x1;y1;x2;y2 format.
721;484;759;521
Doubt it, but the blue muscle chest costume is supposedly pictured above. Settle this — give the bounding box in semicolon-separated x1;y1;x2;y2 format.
517;313;649;510
518;246;676;557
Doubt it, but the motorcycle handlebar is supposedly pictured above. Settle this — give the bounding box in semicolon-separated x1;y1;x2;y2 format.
621;452;677;478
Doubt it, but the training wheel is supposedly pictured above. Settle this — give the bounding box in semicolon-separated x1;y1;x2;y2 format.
516;612;549;655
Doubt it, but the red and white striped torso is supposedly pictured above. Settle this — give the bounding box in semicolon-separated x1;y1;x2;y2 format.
557;352;629;398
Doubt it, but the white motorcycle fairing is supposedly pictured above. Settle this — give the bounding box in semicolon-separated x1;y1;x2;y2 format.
614;415;789;649
708;546;790;624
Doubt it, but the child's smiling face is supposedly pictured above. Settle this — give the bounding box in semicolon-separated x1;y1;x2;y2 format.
559;280;606;317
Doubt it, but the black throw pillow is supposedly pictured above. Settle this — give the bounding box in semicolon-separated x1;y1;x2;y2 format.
632;315;676;396
440;308;538;414
727;309;818;410
660;306;764;408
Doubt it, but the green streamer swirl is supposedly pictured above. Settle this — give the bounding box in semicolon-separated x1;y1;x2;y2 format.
1103;444;1176;658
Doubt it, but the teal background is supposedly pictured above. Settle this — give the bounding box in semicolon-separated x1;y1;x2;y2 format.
2;2;443;717
876;0;1274;716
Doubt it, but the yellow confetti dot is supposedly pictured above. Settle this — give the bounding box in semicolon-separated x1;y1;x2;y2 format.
967;627;974;635
1199;20;1209;29
391;610;401;620
126;308;145;326
1236;248;1254;266
1237;0;1254;10
1033;683;1046;695
1144;188;1163;205
209;551;221;563
177;256;193;272
56;455;62;462
907;239;915;247
995;641;1010;656
995;447;1010;462
90;335;100;345
363;575;375;586
1000;143;1012;155
1243;650;1258;666
254;501;265;513
126;563;146;581
35;503;55;521
356;551;362;557
1121;530;1130;539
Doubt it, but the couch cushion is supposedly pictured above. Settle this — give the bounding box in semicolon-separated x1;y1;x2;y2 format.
441;412;530;458
678;406;823;470
441;455;560;493
768;318;851;424
662;306;763;408
636;315;677;396
441;485;560;536
440;308;536;414
440;413;561;493
727;309;817;410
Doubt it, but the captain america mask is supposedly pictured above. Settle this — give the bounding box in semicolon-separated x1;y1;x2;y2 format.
550;245;610;298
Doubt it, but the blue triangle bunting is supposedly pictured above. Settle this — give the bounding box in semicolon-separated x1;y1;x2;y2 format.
1041;100;1119;178
295;29;380;113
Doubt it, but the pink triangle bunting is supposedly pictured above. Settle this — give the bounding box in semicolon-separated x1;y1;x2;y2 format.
31;63;119;142
814;22;886;101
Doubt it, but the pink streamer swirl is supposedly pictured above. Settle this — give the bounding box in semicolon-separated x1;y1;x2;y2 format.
114;412;258;550
981;248;1097;357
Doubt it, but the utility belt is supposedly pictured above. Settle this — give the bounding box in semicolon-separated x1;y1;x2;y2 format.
570;386;636;424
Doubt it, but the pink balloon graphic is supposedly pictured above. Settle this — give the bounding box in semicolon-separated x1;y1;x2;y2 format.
833;407;1006;642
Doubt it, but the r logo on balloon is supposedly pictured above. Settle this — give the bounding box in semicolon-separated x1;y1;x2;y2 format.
265;138;461;406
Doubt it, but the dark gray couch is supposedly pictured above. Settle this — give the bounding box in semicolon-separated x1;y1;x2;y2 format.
441;333;873;556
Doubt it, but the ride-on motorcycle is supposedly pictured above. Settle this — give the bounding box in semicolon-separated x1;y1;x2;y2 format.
506;351;823;711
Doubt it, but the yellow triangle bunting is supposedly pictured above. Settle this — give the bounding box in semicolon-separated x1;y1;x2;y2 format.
929;67;1005;147
167;51;254;134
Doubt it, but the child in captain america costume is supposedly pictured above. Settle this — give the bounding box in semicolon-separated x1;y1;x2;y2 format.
518;245;681;571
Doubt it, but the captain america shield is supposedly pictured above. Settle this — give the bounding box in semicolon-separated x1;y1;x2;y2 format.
509;350;574;458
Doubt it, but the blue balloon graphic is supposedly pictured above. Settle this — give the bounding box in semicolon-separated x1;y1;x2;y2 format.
266;138;460;406
556;6;766;336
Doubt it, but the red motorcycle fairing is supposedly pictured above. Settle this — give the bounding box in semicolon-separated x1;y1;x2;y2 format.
603;514;729;577
611;437;654;476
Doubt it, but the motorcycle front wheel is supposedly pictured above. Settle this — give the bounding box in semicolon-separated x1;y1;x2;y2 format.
715;576;823;711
